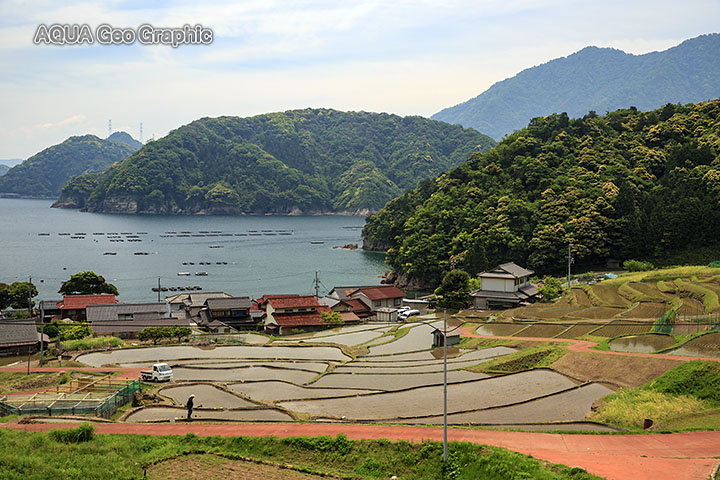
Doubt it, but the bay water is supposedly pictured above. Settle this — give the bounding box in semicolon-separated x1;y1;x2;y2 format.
0;199;387;303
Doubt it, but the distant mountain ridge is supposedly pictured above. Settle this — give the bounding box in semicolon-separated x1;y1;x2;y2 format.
54;109;495;215
0;133;139;198
107;131;143;149
0;165;9;177
432;33;720;139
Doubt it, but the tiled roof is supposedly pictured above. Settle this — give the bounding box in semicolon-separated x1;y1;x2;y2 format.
272;311;324;327
344;298;370;311
353;285;406;301
256;294;300;306
58;295;117;310
86;303;169;322
0;319;39;346
268;295;321;309
185;292;232;307
478;262;534;279
205;297;253;310
339;311;361;323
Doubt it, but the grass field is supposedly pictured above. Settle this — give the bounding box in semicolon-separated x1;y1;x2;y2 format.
0;426;601;480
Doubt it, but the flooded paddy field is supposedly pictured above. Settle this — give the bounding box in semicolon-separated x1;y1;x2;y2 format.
89;323;616;428
229;381;381;402
474;323;528;337
514;324;569;338
279;370;577;420
669;332;720;358
124;406;293;422
387;382;614;425
172;366;320;383
160;384;258;408
608;334;676;353
77;345;349;367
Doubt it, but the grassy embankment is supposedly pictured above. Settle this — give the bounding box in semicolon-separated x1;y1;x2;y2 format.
0;425;601;480
590;360;720;430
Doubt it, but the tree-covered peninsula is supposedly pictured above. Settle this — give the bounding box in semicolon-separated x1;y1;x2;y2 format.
0;134;138;198
55;109;495;215
363;99;720;289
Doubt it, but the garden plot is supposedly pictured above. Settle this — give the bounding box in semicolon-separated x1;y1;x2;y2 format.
173;361;330;373
160;384;258;408
299;329;388;346
474;323;528;337
124;406;292;422
309;369;487;391
365;321;444;355
280;369;576;420
172;366;319;384
387;382;613;425
77;345;349;367
669;332;720;358
591;321;652;337
229;381;381;402
554;324;597;339
513;324;570;338
608;334;676;353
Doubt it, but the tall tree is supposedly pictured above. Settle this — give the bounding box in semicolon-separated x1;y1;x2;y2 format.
59;271;119;296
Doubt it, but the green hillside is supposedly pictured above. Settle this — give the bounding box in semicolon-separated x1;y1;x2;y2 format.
0;134;138;198
433;34;720;140
57;109;494;215
0;165;9;176
363;99;720;289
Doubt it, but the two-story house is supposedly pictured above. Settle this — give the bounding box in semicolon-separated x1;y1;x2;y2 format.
470;262;538;309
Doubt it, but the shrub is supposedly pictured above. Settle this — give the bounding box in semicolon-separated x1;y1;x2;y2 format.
538;276;564;302
623;260;655;272
61;336;123;351
49;423;94;443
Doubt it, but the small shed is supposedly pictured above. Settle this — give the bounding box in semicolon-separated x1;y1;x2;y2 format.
432;328;460;347
375;307;398;322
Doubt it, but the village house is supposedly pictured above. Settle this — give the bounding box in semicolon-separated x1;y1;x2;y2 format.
165;291;232;320
470;262;538;309
55;294;118;322
257;294;333;335
328;285;406;320
85;302;190;338
0;319;40;357
198;297;254;331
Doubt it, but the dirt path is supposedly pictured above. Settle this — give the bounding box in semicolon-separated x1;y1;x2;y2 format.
7;422;719;480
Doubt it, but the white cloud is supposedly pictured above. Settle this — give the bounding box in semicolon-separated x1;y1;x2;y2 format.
34;114;86;130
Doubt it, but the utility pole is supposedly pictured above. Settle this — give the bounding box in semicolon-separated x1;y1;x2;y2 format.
567;244;573;288
39;300;45;367
443;308;448;463
157;277;161;303
313;271;320;298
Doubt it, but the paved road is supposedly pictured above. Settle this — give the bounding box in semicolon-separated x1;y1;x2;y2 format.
7;422;719;480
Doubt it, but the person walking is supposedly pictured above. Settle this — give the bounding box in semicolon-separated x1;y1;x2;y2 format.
186;394;194;421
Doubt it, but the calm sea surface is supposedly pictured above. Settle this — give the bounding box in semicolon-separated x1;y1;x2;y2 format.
0;199;387;303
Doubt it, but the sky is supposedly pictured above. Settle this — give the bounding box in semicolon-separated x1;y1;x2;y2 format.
0;0;718;159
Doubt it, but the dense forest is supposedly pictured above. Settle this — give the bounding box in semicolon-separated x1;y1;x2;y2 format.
364;99;720;289
55;109;494;215
0;164;8;176
0;134;139;198
432;34;720;140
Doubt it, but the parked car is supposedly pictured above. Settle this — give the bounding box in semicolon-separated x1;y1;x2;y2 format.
140;363;173;382
398;309;420;320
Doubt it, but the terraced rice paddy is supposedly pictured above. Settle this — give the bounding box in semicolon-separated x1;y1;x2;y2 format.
669;332;720;358
625;282;670;301
677;298;706;316
608;334;677;353
554;324;598;339
588;285;631;306
474;323;527;336
571;288;593;306
590;321;652;337
515;324;571;338
78;322;614;429
622;302;669;319
566;306;625;319
525;306;587;319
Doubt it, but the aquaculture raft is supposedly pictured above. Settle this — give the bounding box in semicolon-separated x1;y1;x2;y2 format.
0;375;140;418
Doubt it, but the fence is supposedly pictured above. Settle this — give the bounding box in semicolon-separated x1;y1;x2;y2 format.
0;376;141;419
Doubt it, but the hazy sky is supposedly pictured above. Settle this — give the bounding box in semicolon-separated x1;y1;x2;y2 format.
0;0;718;159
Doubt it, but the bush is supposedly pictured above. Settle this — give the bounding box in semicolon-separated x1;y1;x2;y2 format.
61;336;123;351
49;423;94;443
538;276;564;302
623;260;655;272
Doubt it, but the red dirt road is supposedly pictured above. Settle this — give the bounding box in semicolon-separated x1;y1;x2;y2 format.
7;422;719;480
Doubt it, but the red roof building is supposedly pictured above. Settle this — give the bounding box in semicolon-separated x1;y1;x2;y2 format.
347;285;406;315
261;295;334;335
56;295;118;321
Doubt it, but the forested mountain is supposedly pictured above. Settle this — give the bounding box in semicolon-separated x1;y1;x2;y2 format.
0;133;139;198
432;34;720;140
107;131;143;149
364;99;720;289
0;165;9;176
55;109;495;215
